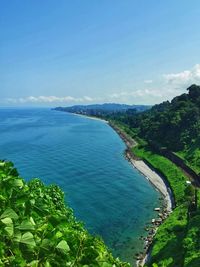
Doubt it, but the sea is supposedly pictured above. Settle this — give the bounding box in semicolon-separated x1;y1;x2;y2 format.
0;108;161;265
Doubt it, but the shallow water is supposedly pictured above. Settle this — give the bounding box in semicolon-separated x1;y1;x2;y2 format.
0;108;161;265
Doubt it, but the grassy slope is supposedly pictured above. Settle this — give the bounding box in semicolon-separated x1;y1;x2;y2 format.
132;144;200;267
150;205;188;267
183;213;200;267
132;145;187;205
182;190;200;267
176;146;200;175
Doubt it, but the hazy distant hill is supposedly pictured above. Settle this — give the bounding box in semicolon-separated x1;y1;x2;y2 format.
54;103;151;115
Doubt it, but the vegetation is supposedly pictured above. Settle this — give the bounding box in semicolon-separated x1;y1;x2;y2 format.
56;85;200;175
108;85;200;174
54;103;150;117
0;160;129;267
132;143;198;266
183;214;200;267
131;142;200;267
132;145;187;205
92;86;200;266
177;146;200;174
55;85;200;266
111;85;200;147
150;204;188;267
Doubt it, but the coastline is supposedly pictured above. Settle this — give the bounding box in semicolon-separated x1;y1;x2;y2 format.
66;111;109;123
55;111;174;266
109;122;173;266
127;154;172;212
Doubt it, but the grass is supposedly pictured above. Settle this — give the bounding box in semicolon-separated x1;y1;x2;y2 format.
132;145;187;205
131;143;200;267
177;147;200;175
149;205;188;267
183;214;200;267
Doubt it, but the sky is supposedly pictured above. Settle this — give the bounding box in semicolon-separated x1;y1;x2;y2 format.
1;0;200;106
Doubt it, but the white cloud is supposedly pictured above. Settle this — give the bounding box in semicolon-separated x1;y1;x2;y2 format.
5;95;95;104
109;65;200;104
109;88;163;99
108;88;164;104
4;64;200;106
144;80;153;84
163;64;200;86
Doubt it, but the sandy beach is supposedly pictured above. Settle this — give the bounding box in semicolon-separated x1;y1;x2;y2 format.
128;156;172;212
71;112;109;123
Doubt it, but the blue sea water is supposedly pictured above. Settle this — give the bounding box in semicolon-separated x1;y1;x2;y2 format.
0;108;161;265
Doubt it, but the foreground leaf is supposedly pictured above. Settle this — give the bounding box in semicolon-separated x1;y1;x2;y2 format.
0;208;18;220
56;240;70;252
20;232;36;246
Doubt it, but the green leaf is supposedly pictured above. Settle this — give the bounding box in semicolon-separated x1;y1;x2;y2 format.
55;231;63;238
0;195;6;201
14;231;22;242
37;223;49;233
30;217;36;225
56;240;70;252
20;232;36;246
13;179;24;187
27;260;39;267
101;263;113;267
1;215;14;236
41;239;51;250
1;217;13;225
16;220;35;230
5;224;14;236
44;261;51;267
0;208;18;220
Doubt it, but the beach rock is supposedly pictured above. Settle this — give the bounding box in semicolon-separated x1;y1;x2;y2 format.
154;207;160;211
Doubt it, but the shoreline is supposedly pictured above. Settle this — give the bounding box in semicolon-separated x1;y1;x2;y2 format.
54;111;173;266
126;152;172;212
63;111;109;123
109;122;173;210
109;122;173;266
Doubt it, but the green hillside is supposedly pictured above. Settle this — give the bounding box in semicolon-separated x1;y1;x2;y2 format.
107;85;200;174
0;160;129;267
132;145;200;267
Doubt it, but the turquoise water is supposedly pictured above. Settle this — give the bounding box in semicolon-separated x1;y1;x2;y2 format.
0;108;161;265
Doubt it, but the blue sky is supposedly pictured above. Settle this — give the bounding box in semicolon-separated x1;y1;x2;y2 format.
1;0;200;106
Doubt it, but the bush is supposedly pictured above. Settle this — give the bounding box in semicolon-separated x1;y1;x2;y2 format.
0;160;129;267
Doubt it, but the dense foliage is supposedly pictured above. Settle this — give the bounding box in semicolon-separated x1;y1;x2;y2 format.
107;85;200;150
54;103;150;117
0;161;129;267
